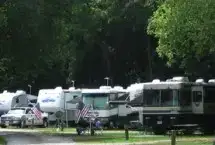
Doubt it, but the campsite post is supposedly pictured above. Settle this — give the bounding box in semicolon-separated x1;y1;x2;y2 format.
171;130;176;145
124;124;129;140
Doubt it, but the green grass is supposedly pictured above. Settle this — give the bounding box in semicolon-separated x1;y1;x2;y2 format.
71;134;168;143
0;136;6;145
33;128;215;144
155;141;213;145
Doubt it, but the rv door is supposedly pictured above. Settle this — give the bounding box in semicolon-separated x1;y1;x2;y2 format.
191;86;204;114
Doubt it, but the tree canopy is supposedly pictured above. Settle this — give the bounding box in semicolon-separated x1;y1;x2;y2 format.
147;0;215;76
0;0;214;93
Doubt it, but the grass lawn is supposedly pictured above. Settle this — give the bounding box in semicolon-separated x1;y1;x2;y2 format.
156;141;213;145
0;136;6;145
71;134;168;143
33;128;215;144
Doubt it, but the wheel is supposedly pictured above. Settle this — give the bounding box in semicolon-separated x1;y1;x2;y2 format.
0;125;6;128
20;120;26;128
42;118;48;128
153;127;166;135
203;128;214;135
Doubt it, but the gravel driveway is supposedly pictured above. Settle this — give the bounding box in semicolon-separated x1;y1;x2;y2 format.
0;129;76;145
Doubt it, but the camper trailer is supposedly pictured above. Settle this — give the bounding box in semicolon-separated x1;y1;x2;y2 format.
37;87;82;126
0;90;30;116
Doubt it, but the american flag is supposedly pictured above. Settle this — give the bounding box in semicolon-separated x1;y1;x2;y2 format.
76;104;90;123
31;103;42;120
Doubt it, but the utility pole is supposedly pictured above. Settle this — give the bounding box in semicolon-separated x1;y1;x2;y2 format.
71;80;75;87
28;84;32;94
104;77;110;86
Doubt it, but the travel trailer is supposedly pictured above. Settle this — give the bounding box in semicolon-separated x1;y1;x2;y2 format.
37;87;82;126
0;90;30;116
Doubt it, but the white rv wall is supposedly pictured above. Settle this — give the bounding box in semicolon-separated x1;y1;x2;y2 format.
37;89;64;113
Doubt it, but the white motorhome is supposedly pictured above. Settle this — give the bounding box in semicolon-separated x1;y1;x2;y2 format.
83;86;127;127
37;87;82;126
0;90;30;116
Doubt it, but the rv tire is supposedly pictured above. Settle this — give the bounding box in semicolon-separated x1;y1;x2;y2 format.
0;125;6;128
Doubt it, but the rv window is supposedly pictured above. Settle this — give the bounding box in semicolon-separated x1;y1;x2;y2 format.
192;91;202;102
83;93;108;110
109;94;117;101
144;90;160;106
204;87;215;103
179;89;191;106
73;95;78;99
161;90;173;106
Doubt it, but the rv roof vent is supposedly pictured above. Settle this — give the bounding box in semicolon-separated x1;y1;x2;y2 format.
208;79;215;83
3;90;7;93
152;79;160;83
172;76;189;82
16;90;26;95
99;86;112;90
166;79;172;82
113;86;123;90
195;79;205;83
55;86;63;90
68;87;75;91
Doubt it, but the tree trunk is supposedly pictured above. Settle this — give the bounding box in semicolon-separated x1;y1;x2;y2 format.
146;35;153;81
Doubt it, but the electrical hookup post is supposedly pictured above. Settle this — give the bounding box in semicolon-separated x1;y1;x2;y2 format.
124;115;129;141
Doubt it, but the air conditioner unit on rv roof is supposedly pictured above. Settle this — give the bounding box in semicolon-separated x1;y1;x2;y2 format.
113;86;123;90
152;79;160;83
99;86;112;90
172;77;189;82
68;87;75;91
16;90;26;95
195;79;205;83
55;86;63;90
208;79;215;83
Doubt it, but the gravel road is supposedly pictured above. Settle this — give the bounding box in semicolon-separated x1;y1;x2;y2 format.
0;129;76;145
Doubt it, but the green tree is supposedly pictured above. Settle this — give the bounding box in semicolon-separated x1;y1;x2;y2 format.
147;0;215;76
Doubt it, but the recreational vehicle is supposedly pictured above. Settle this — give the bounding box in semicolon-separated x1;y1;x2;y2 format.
82;86;128;127
0;90;30;116
37;87;82;126
108;83;144;128
141;77;215;135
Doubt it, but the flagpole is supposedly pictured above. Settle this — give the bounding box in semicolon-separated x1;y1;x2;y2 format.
90;104;94;136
